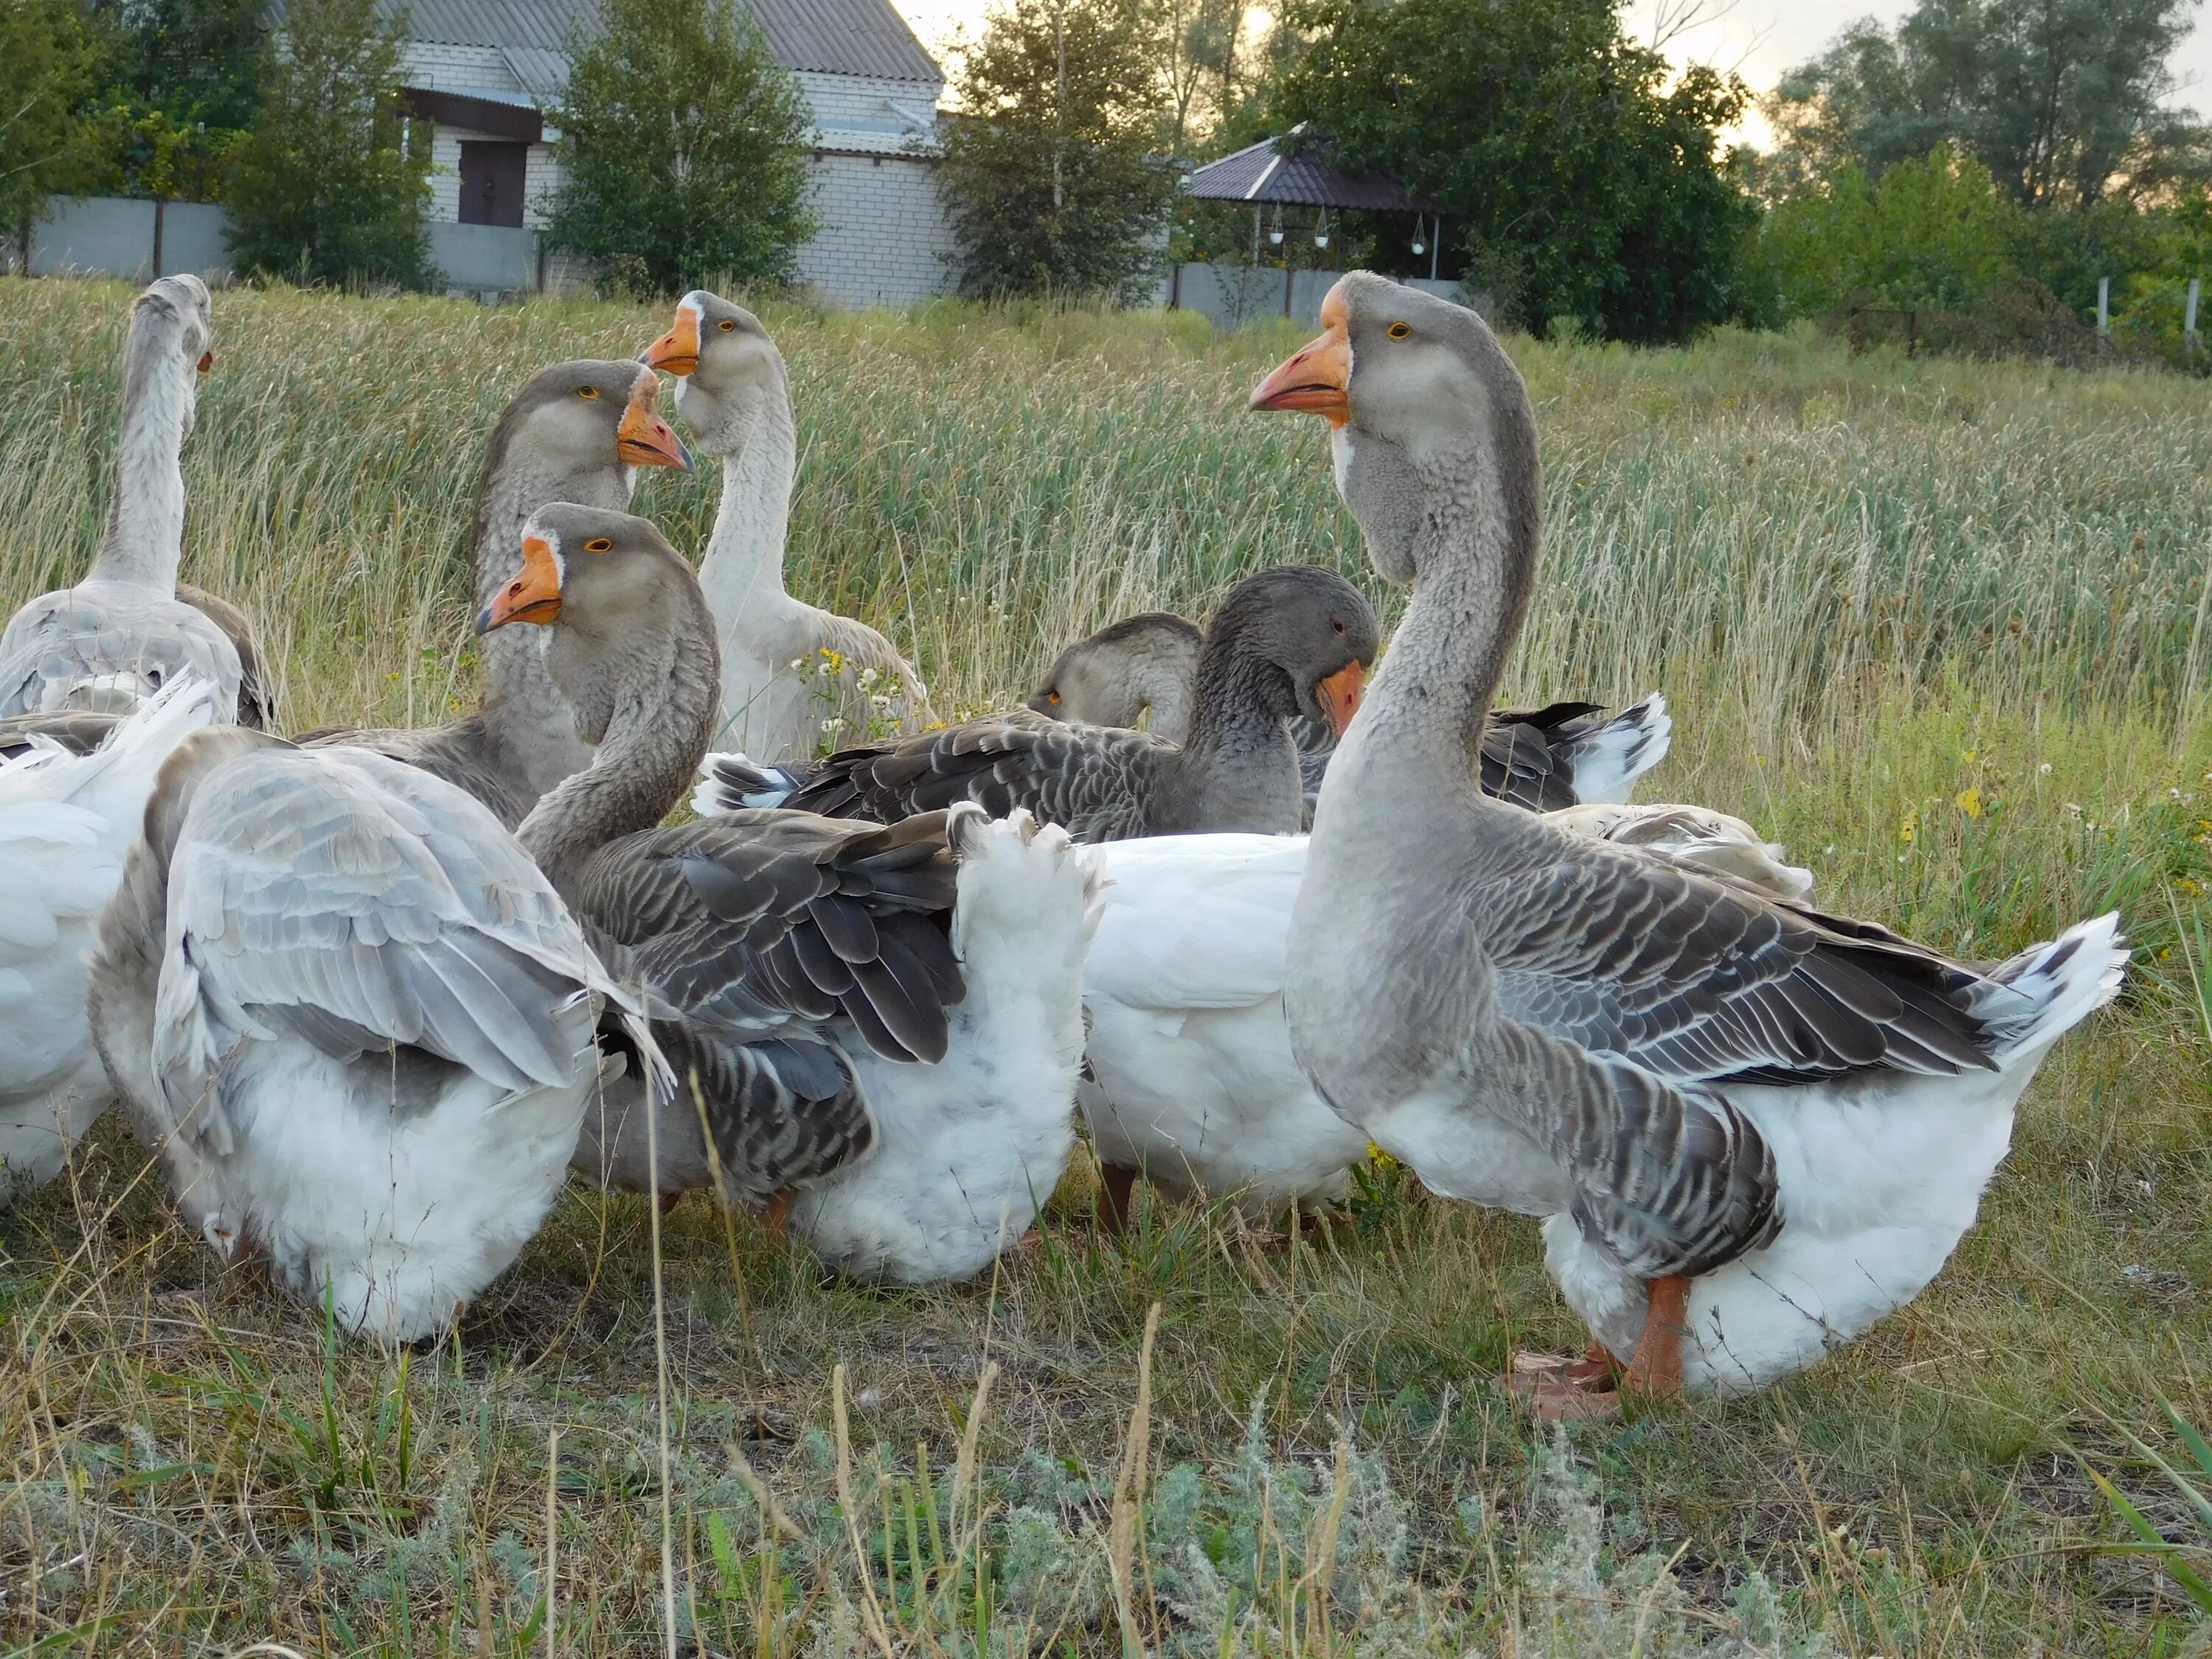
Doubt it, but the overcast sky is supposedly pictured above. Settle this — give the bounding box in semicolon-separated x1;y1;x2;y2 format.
889;0;2212;145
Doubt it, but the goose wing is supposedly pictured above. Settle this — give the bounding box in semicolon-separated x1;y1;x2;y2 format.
773;710;1164;841
571;808;970;1192
299;716;532;829
153;745;627;1160
0;584;243;722
1486;835;1999;1088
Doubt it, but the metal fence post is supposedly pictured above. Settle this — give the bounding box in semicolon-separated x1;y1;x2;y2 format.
2188;276;2201;359
2097;275;2110;338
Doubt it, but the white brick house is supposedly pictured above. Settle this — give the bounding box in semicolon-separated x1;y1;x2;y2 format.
390;0;959;307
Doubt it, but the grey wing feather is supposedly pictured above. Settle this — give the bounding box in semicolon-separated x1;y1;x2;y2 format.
174;583;276;730
568;808;967;1192
0;583;244;722
773;709;1164;842
154;747;630;1155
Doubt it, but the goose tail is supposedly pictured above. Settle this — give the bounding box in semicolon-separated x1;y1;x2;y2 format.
691;751;810;815
1564;692;1672;804
1977;913;2129;1062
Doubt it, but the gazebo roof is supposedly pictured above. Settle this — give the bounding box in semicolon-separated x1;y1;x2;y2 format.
1183;125;1436;212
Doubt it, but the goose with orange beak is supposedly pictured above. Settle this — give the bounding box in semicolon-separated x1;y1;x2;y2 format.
1256;272;2125;1411
637;289;936;763
298;361;690;824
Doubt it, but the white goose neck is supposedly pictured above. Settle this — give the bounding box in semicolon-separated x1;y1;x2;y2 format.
698;388;798;623
88;341;195;590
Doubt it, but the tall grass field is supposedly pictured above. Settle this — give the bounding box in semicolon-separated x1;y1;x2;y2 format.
1;277;2208;1657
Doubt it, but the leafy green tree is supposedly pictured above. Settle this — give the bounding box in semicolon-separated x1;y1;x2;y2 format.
1756;147;2018;317
546;0;815;296
937;0;1181;302
1265;0;1757;342
0;0;99;246
79;0;265;201
1768;0;2204;210
223;0;433;287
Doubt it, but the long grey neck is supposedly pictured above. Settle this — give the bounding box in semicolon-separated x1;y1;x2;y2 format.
1320;462;1538;818
88;338;193;589
1144;663;1195;745
1168;647;1304;833
520;675;706;896
518;604;720;894
698;387;796;616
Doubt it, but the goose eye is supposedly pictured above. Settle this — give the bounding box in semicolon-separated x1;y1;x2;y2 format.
585;537;613;553
717;319;737;332
196;349;214;373
1046;690;1061;705
1332;620;1346;635
1387;321;1411;339
577;385;600;400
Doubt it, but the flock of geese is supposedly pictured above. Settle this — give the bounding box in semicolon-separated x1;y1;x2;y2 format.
0;271;2126;1417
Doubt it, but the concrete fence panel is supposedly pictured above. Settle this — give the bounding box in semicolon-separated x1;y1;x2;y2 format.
1158;263;1479;331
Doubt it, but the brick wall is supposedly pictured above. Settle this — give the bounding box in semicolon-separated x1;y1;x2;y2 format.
793;152;956;307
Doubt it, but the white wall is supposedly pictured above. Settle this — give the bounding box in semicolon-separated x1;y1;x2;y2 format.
794;151;956;307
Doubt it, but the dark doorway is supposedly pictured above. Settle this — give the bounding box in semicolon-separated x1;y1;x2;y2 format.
459;141;528;228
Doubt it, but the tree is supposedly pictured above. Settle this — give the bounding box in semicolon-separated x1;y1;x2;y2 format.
0;0;98;246
1265;0;1758;342
545;0;815;296
1767;0;2205;211
1755;147;2019;317
936;0;1181;302
79;0;265;201
223;0;433;287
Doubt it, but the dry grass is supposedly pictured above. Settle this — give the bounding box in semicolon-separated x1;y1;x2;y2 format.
0;279;2208;1656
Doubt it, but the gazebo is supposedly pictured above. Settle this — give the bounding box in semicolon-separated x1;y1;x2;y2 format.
1182;124;1444;284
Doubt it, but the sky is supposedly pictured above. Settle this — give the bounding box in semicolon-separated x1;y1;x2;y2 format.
887;0;2212;148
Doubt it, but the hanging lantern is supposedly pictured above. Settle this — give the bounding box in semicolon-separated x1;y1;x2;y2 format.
1313;209;1330;251
1268;205;1285;248
1411;214;1426;257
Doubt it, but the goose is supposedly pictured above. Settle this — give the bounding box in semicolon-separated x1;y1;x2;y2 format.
0;277;267;728
0;675;221;1203
294;361;686;824
1030;609;1672;814
1252;272;2126;1404
85;721;661;1343
478;504;1103;1284
692;564;1378;841
639;291;935;761
1077;807;1814;1229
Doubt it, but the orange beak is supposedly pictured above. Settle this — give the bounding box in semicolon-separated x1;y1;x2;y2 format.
617;371;692;470
1251;283;1352;426
196;349;214;375
1315;660;1366;737
641;304;702;376
477;534;563;633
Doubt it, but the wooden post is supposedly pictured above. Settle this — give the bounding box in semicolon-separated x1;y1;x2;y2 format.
1283;259;1293;316
2187;276;2200;359
151;198;165;279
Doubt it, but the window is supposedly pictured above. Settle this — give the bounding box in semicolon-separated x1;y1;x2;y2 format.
459;141;528;228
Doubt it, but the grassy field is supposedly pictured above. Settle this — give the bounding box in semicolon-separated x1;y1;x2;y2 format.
1;277;2208;1658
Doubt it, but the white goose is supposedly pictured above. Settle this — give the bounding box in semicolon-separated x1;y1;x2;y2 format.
0;277;256;726
0;675;221;1202
86;723;658;1343
1254;273;2125;1402
639;291;934;762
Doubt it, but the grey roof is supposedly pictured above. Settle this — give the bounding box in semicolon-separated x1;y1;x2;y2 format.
500;46;571;98
1185;129;1436;213
391;0;941;86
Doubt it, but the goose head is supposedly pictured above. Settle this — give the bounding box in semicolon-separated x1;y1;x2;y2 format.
122;274;215;440
1251;272;1535;588
1026;612;1201;728
484;361;692;489
476;502;709;746
1200;566;1377;737
639;290;787;458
